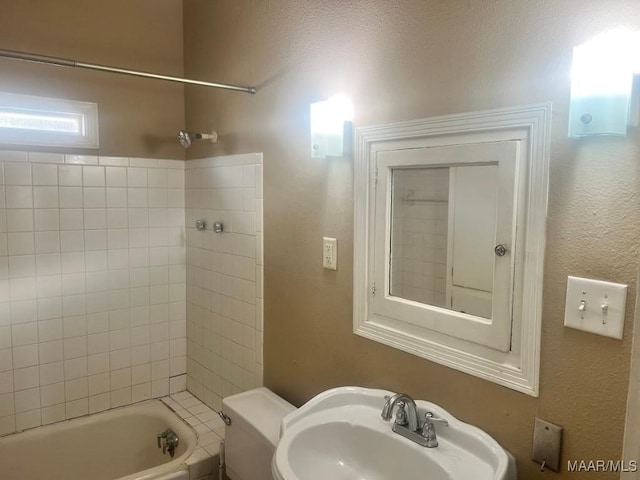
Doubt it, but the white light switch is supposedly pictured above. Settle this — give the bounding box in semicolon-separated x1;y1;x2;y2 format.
564;276;627;339
323;237;337;270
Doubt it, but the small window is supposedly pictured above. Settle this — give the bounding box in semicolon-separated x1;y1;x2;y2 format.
0;92;99;149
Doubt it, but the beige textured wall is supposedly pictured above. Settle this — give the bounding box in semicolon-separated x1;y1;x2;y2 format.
183;1;640;478
0;0;186;159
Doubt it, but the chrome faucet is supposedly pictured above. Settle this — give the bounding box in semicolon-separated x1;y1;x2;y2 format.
157;428;179;458
381;393;419;431
381;393;448;448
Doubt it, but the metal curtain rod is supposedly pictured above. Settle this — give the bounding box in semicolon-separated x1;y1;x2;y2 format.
0;49;257;94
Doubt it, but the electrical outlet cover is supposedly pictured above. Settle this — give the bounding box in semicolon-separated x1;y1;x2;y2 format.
532;418;562;472
322;237;337;270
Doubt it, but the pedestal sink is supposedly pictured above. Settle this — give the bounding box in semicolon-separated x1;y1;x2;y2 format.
272;387;516;480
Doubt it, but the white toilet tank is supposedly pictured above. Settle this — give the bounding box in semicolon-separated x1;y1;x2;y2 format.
222;387;295;480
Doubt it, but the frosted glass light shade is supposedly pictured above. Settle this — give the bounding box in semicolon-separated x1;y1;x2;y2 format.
569;30;640;137
310;94;354;158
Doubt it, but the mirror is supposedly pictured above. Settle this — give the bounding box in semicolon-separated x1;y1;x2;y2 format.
390;165;498;319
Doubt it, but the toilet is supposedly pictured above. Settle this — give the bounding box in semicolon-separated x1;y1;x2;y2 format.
222;387;296;480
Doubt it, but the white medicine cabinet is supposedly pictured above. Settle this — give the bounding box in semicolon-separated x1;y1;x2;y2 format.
353;104;551;396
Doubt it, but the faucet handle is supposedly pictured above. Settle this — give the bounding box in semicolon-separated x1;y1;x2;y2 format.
423;411;449;427
157;429;171;448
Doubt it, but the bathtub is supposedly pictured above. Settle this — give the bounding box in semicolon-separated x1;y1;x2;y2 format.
0;400;197;480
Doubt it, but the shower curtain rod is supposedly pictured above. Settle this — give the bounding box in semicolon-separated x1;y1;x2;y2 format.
0;49;257;94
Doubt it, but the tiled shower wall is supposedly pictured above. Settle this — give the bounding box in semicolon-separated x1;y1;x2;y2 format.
0;151;187;435
185;154;263;411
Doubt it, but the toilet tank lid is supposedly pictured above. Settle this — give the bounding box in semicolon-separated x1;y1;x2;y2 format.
222;387;295;447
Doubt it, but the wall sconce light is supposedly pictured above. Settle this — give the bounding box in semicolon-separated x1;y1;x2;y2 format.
569;29;640;137
310;94;354;158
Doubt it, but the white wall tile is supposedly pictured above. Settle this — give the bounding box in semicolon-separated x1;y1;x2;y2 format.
35;232;60;254
38;342;64;367
39;362;63;386
0;152;27;163
83;188;106;208
107;209;128;229
15;409;41;430
34;187;59;209
65;377;87;401
41;403;65;425
9;255;35;278
14;365;39;390
151;378;168;398
6;186;33;209
185;154;262;406
0;153;186;429
127;168;147;187
88;353;109;375
59;187;83;208
84;209;107;230
8;233;35;256
110;387;131;407
130;158;157;169
88;372;110;396
5;163;32;186
0;349;12;372
99;157;129;167
127;189;148;208
32;164;58;186
15;387;40;412
148;169;168;188
106;188;128;208
110;348;131;370
0;370;14;394
58;165;82;186
88;392;110;413
35;254;61;275
0;392;14;417
65;398;88;419
0;414;15;435
132;382;151;402
13;345;38;369
83;166;105;187
28;153;64;165
106;167;127;187
65;155;97;166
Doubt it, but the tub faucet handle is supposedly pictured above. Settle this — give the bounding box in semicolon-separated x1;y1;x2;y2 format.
157;428;179;458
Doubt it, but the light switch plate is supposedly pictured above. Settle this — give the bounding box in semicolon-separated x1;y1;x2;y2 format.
532;417;562;472
564;276;627;339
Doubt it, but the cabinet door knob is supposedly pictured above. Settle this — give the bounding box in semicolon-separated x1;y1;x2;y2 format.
494;244;507;256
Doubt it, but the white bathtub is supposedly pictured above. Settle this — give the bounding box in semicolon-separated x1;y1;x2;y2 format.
0;400;197;480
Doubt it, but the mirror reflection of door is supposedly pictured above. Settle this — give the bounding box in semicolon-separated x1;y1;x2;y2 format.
448;165;498;318
387;148;510;321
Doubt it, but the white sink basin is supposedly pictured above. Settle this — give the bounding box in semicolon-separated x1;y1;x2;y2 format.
272;387;515;480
